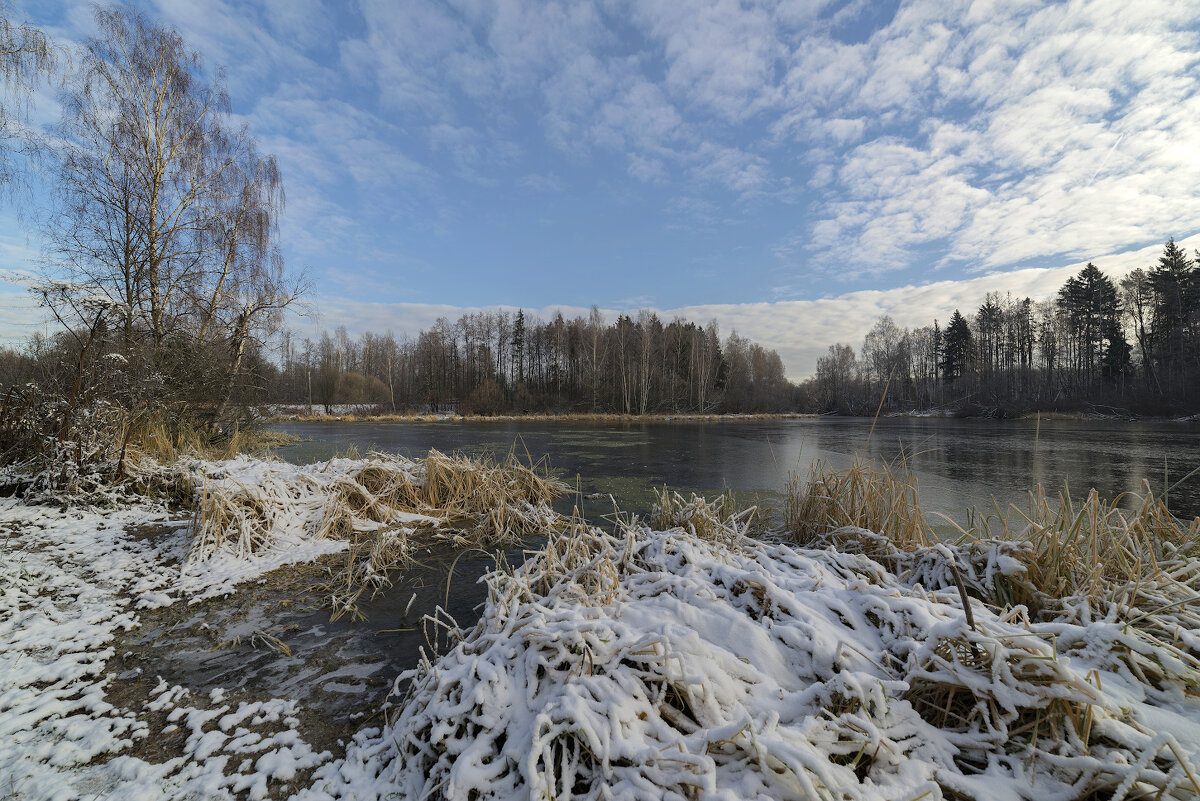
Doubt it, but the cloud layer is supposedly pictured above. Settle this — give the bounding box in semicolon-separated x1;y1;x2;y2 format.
68;0;1200;291
4;1;1200;364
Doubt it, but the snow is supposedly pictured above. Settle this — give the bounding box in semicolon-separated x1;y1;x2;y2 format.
0;494;331;800
301;526;1200;801
2;456;1199;800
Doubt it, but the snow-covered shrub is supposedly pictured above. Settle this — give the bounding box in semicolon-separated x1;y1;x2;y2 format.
175;452;568;618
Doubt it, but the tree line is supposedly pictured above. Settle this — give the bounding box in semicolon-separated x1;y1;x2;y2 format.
270;309;798;415
805;239;1200;416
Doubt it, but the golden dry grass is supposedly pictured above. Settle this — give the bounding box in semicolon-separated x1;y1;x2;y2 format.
782;458;1200;700
124;415;300;464
947;482;1200;612
783;457;932;553
182;449;569;620
650;486;765;544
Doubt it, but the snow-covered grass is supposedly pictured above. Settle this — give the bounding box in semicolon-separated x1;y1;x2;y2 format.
0;450;567;799
790;460;1200;697
785;457;931;551
303;520;1200;801
3;453;1199;800
169;451;567;617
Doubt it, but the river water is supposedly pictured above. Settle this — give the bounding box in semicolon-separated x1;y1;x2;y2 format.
268;416;1200;524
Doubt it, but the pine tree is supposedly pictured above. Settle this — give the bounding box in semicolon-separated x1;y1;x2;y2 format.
1056;263;1122;388
511;309;526;385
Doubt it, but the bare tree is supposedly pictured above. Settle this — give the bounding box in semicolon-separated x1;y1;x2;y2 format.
0;1;55;192
54;6;236;346
44;5;301;430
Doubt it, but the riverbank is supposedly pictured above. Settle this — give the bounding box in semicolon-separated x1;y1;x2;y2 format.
3;453;1199;799
262;405;1200;427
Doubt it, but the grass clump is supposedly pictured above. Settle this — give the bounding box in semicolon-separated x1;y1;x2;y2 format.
371;521;1200;801
783;457;931;552
782;458;1200;703
650;486;764;544
125;414;300;464
181;450;569;619
958;483;1200;613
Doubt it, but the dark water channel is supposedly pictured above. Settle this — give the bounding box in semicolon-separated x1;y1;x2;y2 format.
135;417;1198;736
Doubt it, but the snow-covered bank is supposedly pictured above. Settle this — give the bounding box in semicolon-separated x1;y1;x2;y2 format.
3;453;1199;800
1;452;571;799
303;524;1200;801
0;498;332;800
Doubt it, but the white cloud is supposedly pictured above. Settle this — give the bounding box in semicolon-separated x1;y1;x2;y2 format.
627;0;786;121
518;172;566;192
785;0;1200;275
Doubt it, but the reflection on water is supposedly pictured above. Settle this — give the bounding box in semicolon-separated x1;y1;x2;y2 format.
268;417;1200;523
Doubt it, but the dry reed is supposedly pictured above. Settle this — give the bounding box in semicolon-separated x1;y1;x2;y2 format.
650;486;764;544
783;458;1200;701
375;521;1200;801
180;450;569;619
784;457;932;552
124;415;300;464
268;411;815;424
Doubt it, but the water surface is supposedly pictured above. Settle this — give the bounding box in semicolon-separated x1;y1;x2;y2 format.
269;416;1200;523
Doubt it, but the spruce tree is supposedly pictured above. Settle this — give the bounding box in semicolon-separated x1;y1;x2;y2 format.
941;310;973;383
1149;238;1197;388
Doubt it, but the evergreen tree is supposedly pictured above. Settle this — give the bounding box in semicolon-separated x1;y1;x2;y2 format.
1056;263;1123;387
511;309;526;385
1148;239;1197;388
941;310;973;383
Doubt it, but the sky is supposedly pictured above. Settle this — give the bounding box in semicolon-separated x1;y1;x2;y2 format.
2;0;1200;377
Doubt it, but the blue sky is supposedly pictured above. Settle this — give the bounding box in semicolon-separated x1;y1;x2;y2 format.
3;0;1200;376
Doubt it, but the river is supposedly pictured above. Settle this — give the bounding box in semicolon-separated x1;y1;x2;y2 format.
268;416;1200;524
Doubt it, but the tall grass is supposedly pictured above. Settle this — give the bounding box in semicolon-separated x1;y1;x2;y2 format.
269;410;814;424
383;512;1200;801
125;414;299;464
650;486;765;544
183;449;569;620
782;458;1200;697
946;482;1200;613
783;457;931;552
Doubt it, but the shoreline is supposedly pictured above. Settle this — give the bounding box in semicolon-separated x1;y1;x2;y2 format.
262;410;819;424
3;453;1198;799
260;408;1198;425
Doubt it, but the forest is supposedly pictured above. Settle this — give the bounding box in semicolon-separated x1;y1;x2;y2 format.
264;238;1200;418
805;239;1200;416
268;310;797;415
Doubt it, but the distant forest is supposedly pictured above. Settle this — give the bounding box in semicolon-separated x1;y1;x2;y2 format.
270;310;797;415
807;238;1200;416
6;238;1197;419
266;237;1200;417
